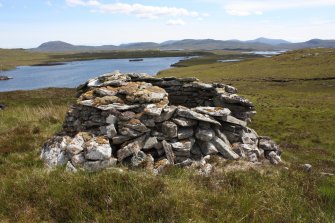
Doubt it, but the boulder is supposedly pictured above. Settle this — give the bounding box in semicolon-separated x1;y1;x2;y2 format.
84;137;112;160
199;141;218;155
195;128;215;141
302;164;312;172
117;135;145;161
172;138;194;157
154;106;177;122
66;161;78;173
67;133;85;155
211;137;239;160
162;140;175;164
143;136;158;150
144;104;163;116
131;151;147;167
178;128;194;140
162;121;178;138
153;158;170;175
0;104;6;110
40;136;69;168
71;153;86;167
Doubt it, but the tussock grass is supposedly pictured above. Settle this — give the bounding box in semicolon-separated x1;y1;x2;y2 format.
0;162;333;222
0;103;69;154
0;89;74;155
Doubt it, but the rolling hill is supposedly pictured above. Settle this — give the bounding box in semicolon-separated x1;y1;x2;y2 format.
30;38;335;52
246;37;291;45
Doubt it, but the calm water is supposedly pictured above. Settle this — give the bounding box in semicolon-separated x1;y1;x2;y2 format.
0;57;184;92
218;59;243;63
244;50;287;55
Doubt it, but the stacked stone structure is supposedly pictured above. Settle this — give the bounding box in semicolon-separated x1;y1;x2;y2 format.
41;72;282;173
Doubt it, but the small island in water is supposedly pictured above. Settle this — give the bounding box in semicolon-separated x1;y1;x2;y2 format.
129;58;144;62
0;75;13;81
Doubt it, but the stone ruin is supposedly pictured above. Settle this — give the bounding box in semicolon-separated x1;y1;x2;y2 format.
41;71;282;174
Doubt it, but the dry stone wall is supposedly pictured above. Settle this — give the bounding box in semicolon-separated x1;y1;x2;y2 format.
41;71;282;174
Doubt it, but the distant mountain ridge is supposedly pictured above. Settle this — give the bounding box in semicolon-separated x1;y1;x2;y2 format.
30;38;335;52
246;37;291;45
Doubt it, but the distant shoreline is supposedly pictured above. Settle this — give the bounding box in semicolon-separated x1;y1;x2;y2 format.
0;49;210;72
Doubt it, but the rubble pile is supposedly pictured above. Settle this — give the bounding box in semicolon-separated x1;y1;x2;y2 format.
41;72;282;174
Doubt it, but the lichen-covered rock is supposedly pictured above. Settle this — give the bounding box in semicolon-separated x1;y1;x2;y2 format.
41;136;70;168
176;106;221;126
162;121;178;138
143;136;158;150
117;135;146;161
84;136;112;160
41;72;282;173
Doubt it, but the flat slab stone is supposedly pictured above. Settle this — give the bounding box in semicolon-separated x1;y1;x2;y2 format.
171;140;192;152
211;136;240;160
144;104;163;116
172;117;198;127
194;107;231;117
154;106;177;122
221;115;247;127
97;103;140;111
162;140;175;164
176;106;221;126
121;119;149;133
214;93;254;108
117;135;146;161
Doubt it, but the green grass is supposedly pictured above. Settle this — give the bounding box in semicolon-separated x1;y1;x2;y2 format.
171;52;262;67
159;48;335;80
0;49;50;70
0;48;334;222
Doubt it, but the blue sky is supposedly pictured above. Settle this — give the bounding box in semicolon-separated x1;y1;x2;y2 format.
0;0;335;48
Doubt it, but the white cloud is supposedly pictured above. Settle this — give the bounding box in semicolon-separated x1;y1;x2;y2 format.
66;0;86;6
220;0;335;16
166;19;186;26
66;0;200;19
